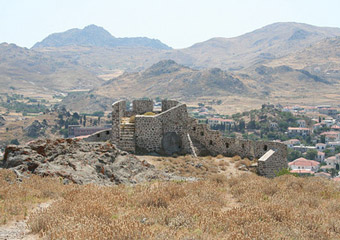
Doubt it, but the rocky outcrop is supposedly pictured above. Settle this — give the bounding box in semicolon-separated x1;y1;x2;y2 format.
1;139;163;185
24;120;45;138
0;115;5;127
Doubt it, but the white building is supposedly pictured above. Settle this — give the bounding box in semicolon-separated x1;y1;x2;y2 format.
297;119;306;128
321;131;340;143
288;127;311;136
289;157;320;173
316;143;326;151
325;154;340;170
317;151;325;162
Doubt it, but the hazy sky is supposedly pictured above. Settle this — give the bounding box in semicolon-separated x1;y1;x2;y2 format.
1;0;340;49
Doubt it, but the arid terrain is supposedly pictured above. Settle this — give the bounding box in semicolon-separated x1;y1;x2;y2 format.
1;152;340;239
2;22;340;113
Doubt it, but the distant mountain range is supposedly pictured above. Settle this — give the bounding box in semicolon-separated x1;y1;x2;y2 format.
33;25;171;50
1;22;340;112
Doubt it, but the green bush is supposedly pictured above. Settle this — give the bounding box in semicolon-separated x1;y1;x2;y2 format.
275;168;298;177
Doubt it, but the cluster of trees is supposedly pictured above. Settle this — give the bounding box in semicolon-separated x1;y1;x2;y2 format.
53;108;105;137
230;107;303;141
1;101;47;114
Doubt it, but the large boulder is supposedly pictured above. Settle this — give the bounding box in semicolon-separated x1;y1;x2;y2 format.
2;139;162;185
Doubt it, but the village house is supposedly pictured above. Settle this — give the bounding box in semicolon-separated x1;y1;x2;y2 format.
321;118;336;127
288;127;311;136
325;154;340;170
269;121;278;128
314;172;331;179
327;141;340;148
289;157;320;174
297;119;306;128
320;131;340;143
207;118;235;130
292;145;316;153
331;125;340;131
317;151;325;162
336;114;340;122
319;107;338;117
313;123;323;131
68;125;111;138
316;143;326;151
283;139;301;148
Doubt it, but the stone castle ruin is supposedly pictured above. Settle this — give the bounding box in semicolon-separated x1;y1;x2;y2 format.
88;99;287;178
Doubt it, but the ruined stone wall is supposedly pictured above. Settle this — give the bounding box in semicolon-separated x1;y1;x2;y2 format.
161;100;180;112
111;100;126;145
132;99;153;115
111;99;287;177
84;129;112;142
257;150;288;178
157;104;191;154
135;116;162;153
135;104;191;155
188;116;287;162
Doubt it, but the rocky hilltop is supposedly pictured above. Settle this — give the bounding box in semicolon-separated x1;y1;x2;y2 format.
1;139;165;185
33;24;171;50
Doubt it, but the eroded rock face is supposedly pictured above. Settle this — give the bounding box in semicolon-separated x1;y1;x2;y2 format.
1;139;161;185
0;115;5;127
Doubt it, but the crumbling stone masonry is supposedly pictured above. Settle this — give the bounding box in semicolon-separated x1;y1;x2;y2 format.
108;99;288;178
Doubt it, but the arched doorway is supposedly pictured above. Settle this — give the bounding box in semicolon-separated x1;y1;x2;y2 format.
161;132;182;155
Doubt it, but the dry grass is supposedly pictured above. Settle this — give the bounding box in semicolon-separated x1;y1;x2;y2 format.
0;169;66;225
2;165;340;239
24;173;340;240
151;155;231;178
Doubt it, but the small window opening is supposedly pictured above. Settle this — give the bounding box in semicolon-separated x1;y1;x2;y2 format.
97;133;100;137
242;144;245;149
200;132;204;136
226;143;229;148
209;140;213;145
192;127;196;131
264;145;268;151
106;131;110;135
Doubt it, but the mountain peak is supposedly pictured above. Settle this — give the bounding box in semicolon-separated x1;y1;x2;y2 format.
143;60;185;77
32;25;171;49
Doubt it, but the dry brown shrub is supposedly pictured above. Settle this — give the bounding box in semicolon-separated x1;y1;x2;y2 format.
144;112;156;116
3;164;340;239
0;169;67;225
231;155;241;162
208;174;227;184
129;115;135;123
218;160;230;167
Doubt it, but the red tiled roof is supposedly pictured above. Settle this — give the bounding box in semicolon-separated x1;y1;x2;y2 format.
289;158;320;167
321;165;334;169
290;169;315;174
317;151;325;155
315;172;331;177
316;143;326;146
288;127;310;130
320;131;339;135
332;177;340;182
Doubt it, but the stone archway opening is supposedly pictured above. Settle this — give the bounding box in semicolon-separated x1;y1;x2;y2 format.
161;132;182;155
